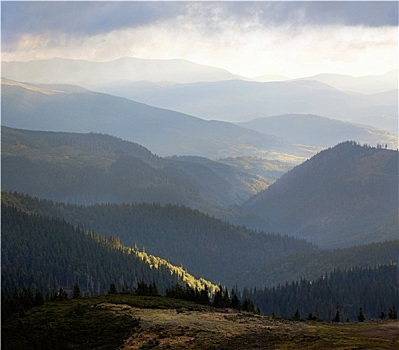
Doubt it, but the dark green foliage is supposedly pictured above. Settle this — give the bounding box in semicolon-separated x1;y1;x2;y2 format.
166;283;257;312
1;191;318;287
235;239;399;288
332;307;340;322
231;289;241;309
134;281;159;296
388;306;397;319
108;283;118;295
72;283;81;299
52;288;68;301
166;283;210;305
212;285;229;308
241;298;256;313
358;308;366;322
292;309;301;321
1;285;45;320
306;313;317;321
247;264;398;321
1;203;189;302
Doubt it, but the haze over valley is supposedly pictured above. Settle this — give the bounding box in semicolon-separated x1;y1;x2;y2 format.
1;2;398;349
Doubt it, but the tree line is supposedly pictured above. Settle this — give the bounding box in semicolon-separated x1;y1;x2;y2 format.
244;264;398;321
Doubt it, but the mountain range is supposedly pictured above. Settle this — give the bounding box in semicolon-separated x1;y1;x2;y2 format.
1;57;398;323
1;57;243;84
1;78;309;162
238;114;398;149
2;78;397;165
2;58;397;135
84;78;398;134
2;126;396;249
293;70;398;95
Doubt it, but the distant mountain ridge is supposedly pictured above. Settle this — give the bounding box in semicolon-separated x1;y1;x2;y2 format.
2;57;243;84
244;142;398;248
87;78;398;134
1;79;310;162
293;70;398;95
238;114;398;150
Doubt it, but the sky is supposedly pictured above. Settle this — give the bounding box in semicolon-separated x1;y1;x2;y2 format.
1;1;398;78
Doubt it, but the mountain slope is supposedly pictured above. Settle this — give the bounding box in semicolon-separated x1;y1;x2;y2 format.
238;114;398;149
2;191;319;287
233;240;398;288
1;201;217;298
1;127;289;223
166;156;292;205
2;57;243;84
244;142;398;248
1;79;308;161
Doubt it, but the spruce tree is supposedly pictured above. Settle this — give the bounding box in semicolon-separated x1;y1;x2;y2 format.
358;308;365;322
108;283;118;295
293;309;301;321
72;283;81;299
388;306;397;319
332;307;340;322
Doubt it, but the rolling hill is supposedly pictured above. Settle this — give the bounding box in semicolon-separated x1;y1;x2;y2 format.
244;141;398;248
2;126;291;225
1;78;309;162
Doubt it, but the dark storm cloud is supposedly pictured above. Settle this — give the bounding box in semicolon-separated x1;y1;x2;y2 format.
1;2;180;34
2;1;397;48
219;1;398;28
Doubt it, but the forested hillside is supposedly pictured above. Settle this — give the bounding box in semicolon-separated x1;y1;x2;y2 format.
1;201;217;299
167;156;291;205
245;142;398;247
2;191;319;286
1;127;283;221
232;240;398;288
247;264;398;321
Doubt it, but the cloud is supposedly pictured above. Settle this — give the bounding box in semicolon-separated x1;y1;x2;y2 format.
2;1;398;78
2;1;397;40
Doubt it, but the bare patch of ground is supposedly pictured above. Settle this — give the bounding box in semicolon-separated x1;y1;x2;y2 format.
96;303;399;349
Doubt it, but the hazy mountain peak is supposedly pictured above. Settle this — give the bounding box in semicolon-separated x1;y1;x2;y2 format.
292;69;398;94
